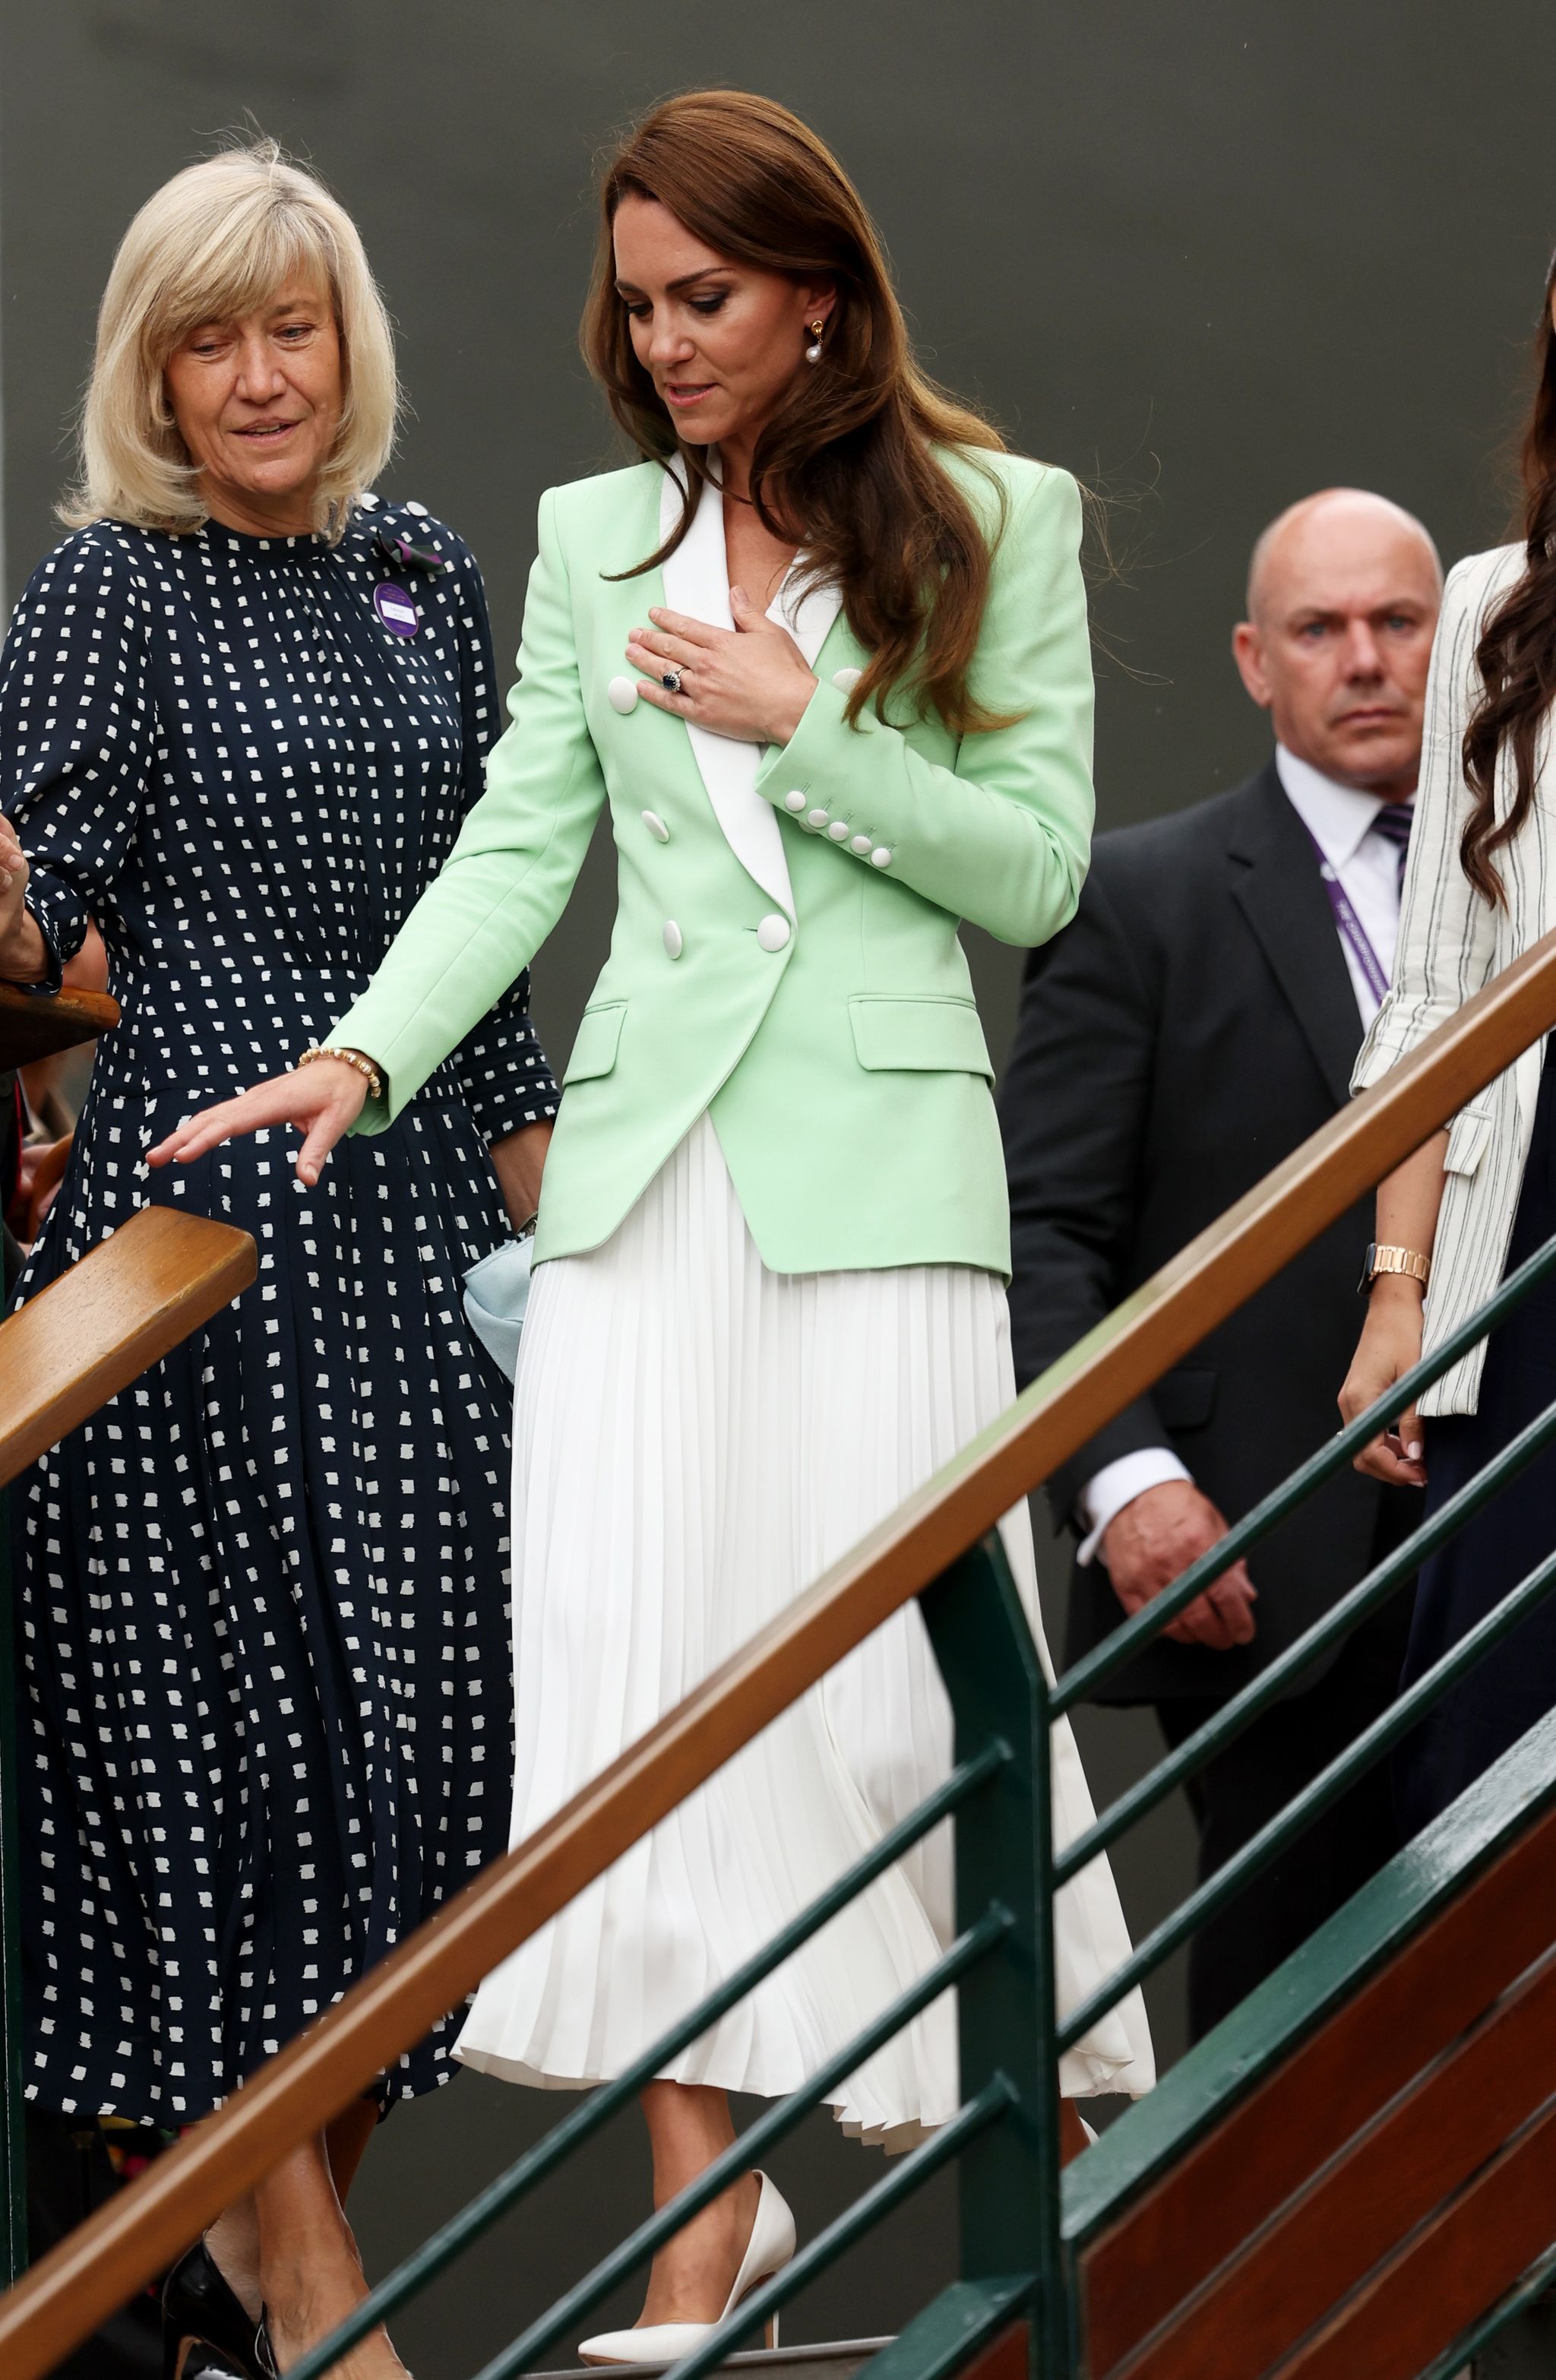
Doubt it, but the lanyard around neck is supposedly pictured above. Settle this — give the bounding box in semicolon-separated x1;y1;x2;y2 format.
1298;821;1391;1005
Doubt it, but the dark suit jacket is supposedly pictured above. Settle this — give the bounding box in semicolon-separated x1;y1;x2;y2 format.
1000;760;1406;1704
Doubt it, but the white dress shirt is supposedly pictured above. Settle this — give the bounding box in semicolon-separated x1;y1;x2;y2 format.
1076;747;1409;1565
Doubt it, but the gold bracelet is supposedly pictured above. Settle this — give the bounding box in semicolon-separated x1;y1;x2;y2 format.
1368;1243;1431;1288
297;1044;384;1102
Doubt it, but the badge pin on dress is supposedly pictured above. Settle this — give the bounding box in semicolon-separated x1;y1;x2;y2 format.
374;582;419;638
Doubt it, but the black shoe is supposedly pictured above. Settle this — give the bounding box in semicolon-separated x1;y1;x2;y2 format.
162;2240;267;2380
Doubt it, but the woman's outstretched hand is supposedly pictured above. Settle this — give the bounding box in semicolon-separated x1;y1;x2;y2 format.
147;1056;370;1188
1339;1277;1428;1487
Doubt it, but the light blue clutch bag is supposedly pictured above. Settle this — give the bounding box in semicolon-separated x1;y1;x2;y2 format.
462;1233;534;1381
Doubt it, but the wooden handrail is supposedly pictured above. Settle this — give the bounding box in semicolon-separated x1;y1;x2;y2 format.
5;932;1556;2378
0;1207;257;1489
0;982;118;1072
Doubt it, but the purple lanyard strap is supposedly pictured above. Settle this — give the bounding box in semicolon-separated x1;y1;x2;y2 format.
1300;823;1391;1005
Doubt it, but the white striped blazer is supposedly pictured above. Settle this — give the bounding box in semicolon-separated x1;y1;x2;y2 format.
1353;539;1545;1415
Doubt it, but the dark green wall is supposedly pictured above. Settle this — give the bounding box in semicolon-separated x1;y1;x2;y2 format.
3;2;1553;2365
7;1;1552;1069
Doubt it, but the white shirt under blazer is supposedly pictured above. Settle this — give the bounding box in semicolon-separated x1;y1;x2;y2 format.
1354;541;1539;1416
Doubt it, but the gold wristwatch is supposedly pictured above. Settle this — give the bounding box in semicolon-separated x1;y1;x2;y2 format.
1358;1242;1431;1296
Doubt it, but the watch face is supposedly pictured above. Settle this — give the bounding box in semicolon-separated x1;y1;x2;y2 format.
1358;1242;1378;1297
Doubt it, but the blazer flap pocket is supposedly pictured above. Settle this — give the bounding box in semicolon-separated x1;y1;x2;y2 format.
1155;1367;1218;1432
563;1002;626;1085
848;995;994;1078
1444;1100;1494;1178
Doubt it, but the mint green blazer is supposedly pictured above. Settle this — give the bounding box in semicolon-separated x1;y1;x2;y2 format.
334;446;1094;1276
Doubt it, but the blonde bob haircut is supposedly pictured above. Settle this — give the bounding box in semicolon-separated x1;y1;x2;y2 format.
62;137;397;540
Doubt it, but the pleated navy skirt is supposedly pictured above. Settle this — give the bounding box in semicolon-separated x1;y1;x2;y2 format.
1396;1045;1556;1837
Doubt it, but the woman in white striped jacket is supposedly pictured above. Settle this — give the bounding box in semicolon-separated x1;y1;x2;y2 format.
1340;252;1556;1834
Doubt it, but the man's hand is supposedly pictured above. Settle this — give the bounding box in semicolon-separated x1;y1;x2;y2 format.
1099;1479;1258;1650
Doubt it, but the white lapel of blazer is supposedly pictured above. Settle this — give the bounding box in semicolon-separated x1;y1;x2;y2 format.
658;461;795;919
768;564;843;676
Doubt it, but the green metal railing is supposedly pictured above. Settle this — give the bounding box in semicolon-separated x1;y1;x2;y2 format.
262;1217;1556;2380
6;1287;1556;2379
14;960;1556;2378
1036;1233;1556;2380
1053;1230;1556;2056
289;1529;1061;2380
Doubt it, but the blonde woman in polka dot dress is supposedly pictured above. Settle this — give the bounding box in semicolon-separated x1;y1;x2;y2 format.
0;144;555;2378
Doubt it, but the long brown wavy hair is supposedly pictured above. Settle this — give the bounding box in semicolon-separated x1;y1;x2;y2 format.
580;89;1012;734
1462;250;1556;904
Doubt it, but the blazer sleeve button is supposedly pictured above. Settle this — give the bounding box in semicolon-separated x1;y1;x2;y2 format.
869;848;892;869
783;790;807;813
806;808;829;829
827;821;850;841
849;835;872;856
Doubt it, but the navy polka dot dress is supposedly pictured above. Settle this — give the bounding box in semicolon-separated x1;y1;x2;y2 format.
1;498;558;2125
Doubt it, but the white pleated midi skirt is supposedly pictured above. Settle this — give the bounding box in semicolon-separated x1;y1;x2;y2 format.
456;1115;1154;2144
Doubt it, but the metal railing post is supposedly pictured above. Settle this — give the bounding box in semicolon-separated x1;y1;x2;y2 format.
0;1490;25;2283
923;1533;1066;2378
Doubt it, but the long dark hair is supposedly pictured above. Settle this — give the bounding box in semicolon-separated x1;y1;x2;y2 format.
1461;251;1556;904
580;89;1011;736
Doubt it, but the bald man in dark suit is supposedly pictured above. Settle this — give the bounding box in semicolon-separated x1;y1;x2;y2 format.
1001;491;1441;2037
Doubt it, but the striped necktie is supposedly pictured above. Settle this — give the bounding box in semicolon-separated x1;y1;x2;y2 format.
1370;800;1415;891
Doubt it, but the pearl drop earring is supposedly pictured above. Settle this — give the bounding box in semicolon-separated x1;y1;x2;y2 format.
805;318;825;363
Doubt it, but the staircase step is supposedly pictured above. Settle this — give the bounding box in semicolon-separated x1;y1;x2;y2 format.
536;2337;891;2380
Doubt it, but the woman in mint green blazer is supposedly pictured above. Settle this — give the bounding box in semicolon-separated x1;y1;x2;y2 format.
155;88;1153;2354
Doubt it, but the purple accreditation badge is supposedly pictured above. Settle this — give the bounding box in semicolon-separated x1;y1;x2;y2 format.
374;581;419;638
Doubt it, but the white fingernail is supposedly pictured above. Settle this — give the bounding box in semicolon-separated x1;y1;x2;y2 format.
1407;1442;1423;1461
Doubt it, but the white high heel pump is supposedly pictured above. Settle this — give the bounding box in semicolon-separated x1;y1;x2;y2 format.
578;2171;797;2366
